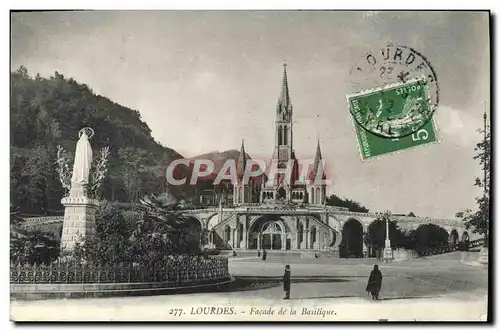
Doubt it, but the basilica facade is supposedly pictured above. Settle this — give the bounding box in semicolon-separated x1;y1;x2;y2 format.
207;65;337;252
231;64;327;207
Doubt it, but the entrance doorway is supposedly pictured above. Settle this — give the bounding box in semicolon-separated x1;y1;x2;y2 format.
340;219;364;258
450;229;459;245
248;215;290;250
262;233;282;250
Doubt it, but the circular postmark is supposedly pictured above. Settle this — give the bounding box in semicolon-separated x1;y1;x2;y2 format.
347;43;439;139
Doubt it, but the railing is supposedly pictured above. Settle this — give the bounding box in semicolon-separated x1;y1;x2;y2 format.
418;239;484;257
10;256;230;284
467;238;485;249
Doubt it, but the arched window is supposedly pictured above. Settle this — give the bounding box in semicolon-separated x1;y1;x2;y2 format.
311;188;315;204
284;126;288;145
278;127;282;145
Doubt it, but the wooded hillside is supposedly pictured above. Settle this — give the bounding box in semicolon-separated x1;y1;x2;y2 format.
10;66;190;215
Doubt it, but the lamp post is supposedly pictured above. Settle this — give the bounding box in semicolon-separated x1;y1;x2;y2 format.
479;103;489;265
383;211;393;261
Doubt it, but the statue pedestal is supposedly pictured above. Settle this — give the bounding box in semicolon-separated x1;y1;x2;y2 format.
60;196;99;252
478;246;489;266
383;240;393;262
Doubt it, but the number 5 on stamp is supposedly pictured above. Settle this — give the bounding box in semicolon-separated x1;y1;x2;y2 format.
353;119;438;160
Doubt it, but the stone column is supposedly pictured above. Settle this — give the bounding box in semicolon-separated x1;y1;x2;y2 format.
363;232;368;257
281;233;286;251
60;195;99;252
234;227;239;249
305;229;310;250
383;213;393;261
257;233;261;250
242;215;248;249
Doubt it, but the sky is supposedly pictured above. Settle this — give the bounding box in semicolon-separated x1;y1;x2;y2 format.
10;11;490;218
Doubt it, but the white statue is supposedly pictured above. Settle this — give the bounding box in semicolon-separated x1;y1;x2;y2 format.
70;128;94;197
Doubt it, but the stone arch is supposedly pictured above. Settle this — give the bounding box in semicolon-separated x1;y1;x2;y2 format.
340;218;364;258
248;215;290;250
224;225;231;246
461;231;470;242
310;226;317;249
285;232;292;250
277;187;287;200
185;216;203;228
206;213;219;229
450;229;459;245
297;222;305;249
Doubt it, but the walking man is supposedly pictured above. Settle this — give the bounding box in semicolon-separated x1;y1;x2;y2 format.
366;264;383;300
283;265;291;300
262;249;267;261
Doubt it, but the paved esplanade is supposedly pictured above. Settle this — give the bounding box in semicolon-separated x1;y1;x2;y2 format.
11;253;488;321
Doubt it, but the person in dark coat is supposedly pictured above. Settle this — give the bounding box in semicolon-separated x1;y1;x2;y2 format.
257;250;261;257
366;264;383;300
262;249;267;261
283;265;291;300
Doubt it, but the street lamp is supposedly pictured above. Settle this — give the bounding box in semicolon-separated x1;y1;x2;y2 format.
383;211;393;261
479;103;489;265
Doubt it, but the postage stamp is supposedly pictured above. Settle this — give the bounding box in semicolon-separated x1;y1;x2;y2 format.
348;43;440;139
348;77;438;159
353;115;438;160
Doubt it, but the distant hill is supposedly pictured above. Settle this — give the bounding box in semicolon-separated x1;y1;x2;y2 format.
192;149;250;173
10;66;189;214
190;149;267;186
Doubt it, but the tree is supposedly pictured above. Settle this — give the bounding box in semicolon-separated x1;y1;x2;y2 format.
326;194;369;213
118;147;154;203
11;146;59;214
365;217;407;251
72;202;134;264
72;194;203;266
410;224;450;254
10;226;60;265
456;117;490;245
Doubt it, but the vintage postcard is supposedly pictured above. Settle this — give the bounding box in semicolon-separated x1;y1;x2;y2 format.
9;10;490;322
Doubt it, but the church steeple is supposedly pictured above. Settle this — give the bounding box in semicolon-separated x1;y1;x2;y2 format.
274;64;294;162
309;139;326;181
308;139;326;205
277;63;292;115
314;138;323;161
237;139;247;180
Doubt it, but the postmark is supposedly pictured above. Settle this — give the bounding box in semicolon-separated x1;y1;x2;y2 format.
348;43;439;139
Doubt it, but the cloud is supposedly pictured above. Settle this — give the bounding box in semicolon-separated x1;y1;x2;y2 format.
435;105;484;147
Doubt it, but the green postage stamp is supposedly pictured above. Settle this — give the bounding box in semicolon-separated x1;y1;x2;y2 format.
347;78;438;160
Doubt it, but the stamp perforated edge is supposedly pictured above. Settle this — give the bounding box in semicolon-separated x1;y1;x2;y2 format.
351;115;441;162
345;75;431;104
346;75;436;139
